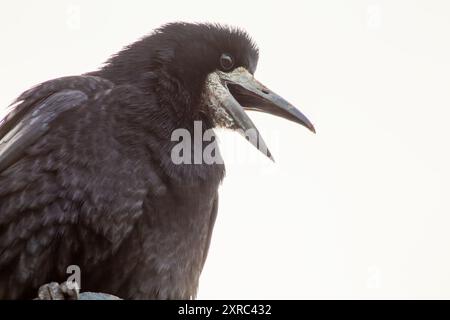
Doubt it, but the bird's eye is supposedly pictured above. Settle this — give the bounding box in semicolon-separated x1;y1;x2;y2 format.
220;53;234;71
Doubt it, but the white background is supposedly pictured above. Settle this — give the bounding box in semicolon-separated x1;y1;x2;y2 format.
1;0;450;299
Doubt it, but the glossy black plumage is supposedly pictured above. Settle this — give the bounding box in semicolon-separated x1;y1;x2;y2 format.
0;23;243;299
0;22;314;300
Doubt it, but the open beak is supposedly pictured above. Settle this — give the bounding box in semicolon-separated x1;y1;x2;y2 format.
205;67;315;161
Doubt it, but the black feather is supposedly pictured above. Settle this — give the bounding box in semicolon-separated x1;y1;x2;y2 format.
0;22;260;299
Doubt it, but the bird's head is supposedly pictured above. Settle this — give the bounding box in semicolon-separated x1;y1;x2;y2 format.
103;22;315;160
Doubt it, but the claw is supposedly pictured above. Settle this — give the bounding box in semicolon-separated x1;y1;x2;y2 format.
36;281;79;300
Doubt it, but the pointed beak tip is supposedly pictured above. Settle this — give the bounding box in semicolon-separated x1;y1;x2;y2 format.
301;119;316;134
263;149;275;162
269;154;275;162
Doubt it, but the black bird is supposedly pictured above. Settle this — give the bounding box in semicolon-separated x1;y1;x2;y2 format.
0;22;314;299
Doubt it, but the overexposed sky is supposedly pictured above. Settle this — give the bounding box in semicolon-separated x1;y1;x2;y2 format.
1;0;450;299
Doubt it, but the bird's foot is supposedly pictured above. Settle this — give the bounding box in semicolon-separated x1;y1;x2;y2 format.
36;281;79;300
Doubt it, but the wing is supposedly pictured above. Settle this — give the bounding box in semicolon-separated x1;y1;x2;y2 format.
0;76;167;299
0;76;114;172
0;75;112;142
0;76;127;299
0;90;88;173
